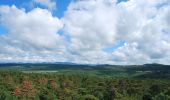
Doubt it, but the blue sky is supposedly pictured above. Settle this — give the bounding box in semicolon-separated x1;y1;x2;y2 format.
103;40;126;53
0;0;169;64
0;25;7;35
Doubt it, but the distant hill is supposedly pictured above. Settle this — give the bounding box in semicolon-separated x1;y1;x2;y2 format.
0;63;170;79
0;62;169;68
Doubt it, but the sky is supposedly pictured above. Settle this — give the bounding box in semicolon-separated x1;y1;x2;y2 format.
0;0;170;64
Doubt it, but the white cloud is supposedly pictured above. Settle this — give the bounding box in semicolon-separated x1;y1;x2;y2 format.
0;5;66;62
0;5;63;49
63;0;118;49
33;0;56;11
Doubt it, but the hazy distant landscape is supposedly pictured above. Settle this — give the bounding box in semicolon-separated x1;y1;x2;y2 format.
0;63;170;78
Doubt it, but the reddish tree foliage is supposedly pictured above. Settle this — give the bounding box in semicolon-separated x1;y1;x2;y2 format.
49;80;58;90
21;80;36;98
11;86;21;96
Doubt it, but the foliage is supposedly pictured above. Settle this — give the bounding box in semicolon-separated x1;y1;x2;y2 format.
0;68;170;100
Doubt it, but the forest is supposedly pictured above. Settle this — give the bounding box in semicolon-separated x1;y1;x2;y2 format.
0;64;170;100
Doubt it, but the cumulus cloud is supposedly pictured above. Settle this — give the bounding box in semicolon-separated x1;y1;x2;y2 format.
62;0;170;64
0;0;170;64
0;5;65;62
63;0;118;49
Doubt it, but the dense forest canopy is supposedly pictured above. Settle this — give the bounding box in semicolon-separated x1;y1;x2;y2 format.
0;64;170;100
